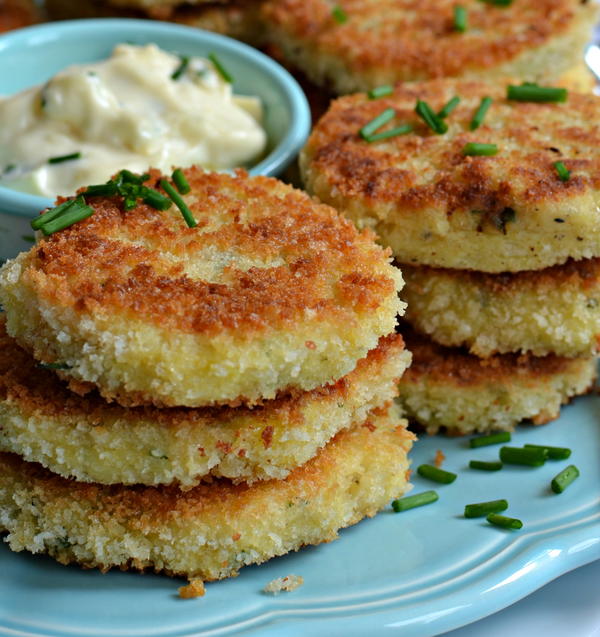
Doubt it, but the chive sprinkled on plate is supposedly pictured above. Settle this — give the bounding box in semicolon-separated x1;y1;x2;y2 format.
21;235;35;243
469;432;511;448
463;142;498;156
368;84;394;100
438;96;460;119
161;179;197;228
469;460;503;471
464;499;508;518
551;465;579;493
507;83;567;103
171;55;189;80
554;161;571;182
365;124;413;143
487;513;522;530
524;443;571;460
37;361;72;370
392;490;439;512
209;52;233;83
470;96;492;130
332;4;348;23
172;168;191;194
40;199;94;236
454;5;467;32
417;464;457;484
359;107;396;139
500;446;547;467
48;152;81;164
415;100;448;134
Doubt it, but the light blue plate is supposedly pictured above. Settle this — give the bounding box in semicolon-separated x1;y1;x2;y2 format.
0;391;598;636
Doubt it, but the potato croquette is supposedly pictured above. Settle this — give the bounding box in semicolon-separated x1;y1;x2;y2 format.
0;318;410;487
0;168;405;408
261;0;597;95
0;406;414;581
401;259;600;358
301;79;600;272
397;328;597;435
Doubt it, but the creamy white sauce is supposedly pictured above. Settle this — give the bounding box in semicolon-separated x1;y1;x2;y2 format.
0;44;267;197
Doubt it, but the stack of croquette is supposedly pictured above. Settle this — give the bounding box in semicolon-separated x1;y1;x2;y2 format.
301;78;600;435
0;168;414;580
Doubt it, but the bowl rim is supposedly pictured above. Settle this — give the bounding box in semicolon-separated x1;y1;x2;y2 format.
0;18;311;219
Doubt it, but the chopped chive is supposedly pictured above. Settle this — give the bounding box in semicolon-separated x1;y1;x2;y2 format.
415;100;448;134
368;84;394;100
469;460;503;471
208;52;233;83
142;187;172;211
507;84;567;103
499;445;547;467
551;464;579;494
172;168;191;194
83;182;119;197
417;464;457;484
171;55;189;80
470;96;493;130
48;152;81;164
464;499;508;518
21;235;35;243
123;196;138;211
365;124;413;142
438;96;460;119
37;361;71;370
554;161;571;182
332;4;348;23
40;202;94;236
463;142;498;156
391;490;439;512
469;432;511;448
31;198;78;231
524;443;571;460
160;179;197;228
117;169;148;185
454;5;467;32
478;0;513;6
487;513;523;530
359;108;396;139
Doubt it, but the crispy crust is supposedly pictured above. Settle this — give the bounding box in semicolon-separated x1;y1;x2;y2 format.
0;317;410;486
397;327;597;435
261;0;597;94
402;258;600;357
301;79;600;272
0;406;414;581
0;168;404;407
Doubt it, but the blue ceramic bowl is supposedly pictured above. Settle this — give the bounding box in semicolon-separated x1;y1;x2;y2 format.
0;18;311;259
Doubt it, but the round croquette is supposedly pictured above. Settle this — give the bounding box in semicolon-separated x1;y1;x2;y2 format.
0;317;411;487
397;328;597;436
0;405;414;581
261;0;597;95
401;258;600;358
301;79;600;273
0;168;405;408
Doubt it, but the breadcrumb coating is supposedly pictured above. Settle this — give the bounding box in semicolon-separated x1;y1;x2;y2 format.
301;79;600;272
402;258;600;357
397;328;597;435
0;406;414;581
261;0;597;94
0;168;404;407
0;317;410;487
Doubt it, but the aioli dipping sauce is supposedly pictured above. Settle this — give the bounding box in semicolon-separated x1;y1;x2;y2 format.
0;44;267;197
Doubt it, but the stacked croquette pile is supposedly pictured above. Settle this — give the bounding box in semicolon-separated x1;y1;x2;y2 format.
0;168;414;580
301;78;599;435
